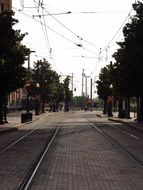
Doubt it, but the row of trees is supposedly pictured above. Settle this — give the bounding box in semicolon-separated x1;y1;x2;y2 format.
30;59;72;113
0;11;72;124
96;1;143;121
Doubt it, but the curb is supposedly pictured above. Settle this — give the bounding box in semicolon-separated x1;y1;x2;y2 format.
0;117;40;135
108;117;143;133
96;112;143;133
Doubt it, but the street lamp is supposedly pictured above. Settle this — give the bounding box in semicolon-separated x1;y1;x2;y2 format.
109;84;113;89
25;83;30;113
26;50;35;113
107;84;113;117
35;82;40;115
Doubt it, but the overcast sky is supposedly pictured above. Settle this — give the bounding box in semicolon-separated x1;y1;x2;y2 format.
12;0;135;96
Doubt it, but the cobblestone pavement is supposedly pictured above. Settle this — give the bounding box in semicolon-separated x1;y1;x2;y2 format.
0;111;143;189
29;117;143;190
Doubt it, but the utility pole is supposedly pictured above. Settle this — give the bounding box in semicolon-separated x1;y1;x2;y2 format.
81;69;85;109
85;75;90;97
81;69;85;97
71;73;74;94
26;50;35;113
90;78;93;111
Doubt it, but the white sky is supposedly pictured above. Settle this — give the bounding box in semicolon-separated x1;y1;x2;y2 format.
12;0;135;96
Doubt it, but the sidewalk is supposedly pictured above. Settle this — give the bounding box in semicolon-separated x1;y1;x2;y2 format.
96;110;143;132
0;111;41;134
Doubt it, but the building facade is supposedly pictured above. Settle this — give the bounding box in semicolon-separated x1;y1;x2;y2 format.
0;0;12;13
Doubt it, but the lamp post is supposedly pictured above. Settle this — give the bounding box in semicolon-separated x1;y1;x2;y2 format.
26;50;35;113
90;78;93;111
35;82;40;115
25;83;30;113
107;84;113;117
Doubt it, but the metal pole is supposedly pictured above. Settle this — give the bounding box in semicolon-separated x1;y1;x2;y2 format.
27;50;35;113
26;54;30;113
85;76;87;97
90;78;92;111
71;73;74;93
81;69;85;109
81;69;84;97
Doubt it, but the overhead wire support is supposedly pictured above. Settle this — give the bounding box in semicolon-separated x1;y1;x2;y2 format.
32;11;72;17
31;0;99;52
19;0;38;10
101;8;133;54
12;7;79;47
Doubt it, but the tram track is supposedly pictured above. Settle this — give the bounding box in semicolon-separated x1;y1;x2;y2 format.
1;111;143;189
83;112;143;166
90;122;143;168
0;114;62;154
82;111;143;174
18;122;61;190
23;114;143;189
0;129;38;154
0;113;63;190
9;111;143;190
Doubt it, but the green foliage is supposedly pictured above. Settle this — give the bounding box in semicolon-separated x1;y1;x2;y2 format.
113;1;143;97
0;11;29;95
96;62;115;100
63;76;73;103
31;59;72;108
97;1;143;100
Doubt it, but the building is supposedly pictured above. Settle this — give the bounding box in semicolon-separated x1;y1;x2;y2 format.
0;0;12;13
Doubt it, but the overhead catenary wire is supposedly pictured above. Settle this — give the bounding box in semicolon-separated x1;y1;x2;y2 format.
19;1;135;58
13;7;99;56
32;0;100;50
32;1;100;55
15;0;138;96
13;7;80;47
32;0;135;57
33;0;52;55
100;8;133;54
32;0;65;72
15;2;135;61
90;5;134;77
33;0;53;57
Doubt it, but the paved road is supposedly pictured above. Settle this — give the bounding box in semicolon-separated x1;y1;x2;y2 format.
22;111;143;189
0;110;143;189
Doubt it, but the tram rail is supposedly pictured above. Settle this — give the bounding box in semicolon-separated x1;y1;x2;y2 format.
89;120;143;168
18;123;61;190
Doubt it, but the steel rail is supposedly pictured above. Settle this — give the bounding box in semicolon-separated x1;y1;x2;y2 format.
90;121;143;168
0;128;38;154
18;122;61;190
0;114;59;154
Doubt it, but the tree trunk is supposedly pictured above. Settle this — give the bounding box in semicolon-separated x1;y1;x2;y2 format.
140;97;143;121
103;99;107;114
118;97;124;118
64;101;69;112
41;98;45;113
137;96;143;122
0;95;4;124
3;96;8;123
125;97;131;119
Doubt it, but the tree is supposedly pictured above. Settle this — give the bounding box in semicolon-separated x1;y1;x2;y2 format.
63;76;73;112
0;11;29;124
31;59;62;113
112;1;143;120
96;62;115;114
